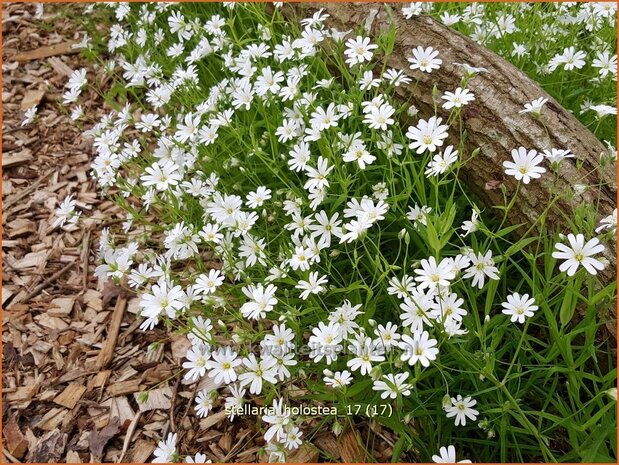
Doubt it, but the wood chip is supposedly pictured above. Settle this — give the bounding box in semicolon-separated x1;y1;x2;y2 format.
27;429;67;463
286;443;320;463
53;383;86;409
110;396;135;427
3;417;29;459
65;450;82;463
314;432;340;460
129;439;156;463
107;379;140;398
34;408;67;431
94;296;127;370
339;428;367;463
49;297;75;316
47;56;74;78
134;386;172;412
20;89;45;110
199;410;228;431
2;149;34;168
6;382;41;403
14;41;79;62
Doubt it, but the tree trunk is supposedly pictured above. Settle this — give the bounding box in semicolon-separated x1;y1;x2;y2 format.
278;3;617;330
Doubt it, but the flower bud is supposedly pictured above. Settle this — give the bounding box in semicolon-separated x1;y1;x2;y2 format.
332;421;343;436
370;366;383;381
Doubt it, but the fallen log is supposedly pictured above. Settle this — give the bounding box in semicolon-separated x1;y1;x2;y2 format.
278;2;617;328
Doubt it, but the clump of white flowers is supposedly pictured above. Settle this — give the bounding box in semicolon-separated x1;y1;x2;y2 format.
65;2;615;463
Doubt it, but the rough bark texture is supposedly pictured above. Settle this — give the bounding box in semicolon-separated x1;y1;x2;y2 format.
279;3;617;327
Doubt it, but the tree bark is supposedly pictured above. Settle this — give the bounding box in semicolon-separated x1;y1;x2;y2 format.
278;2;617;328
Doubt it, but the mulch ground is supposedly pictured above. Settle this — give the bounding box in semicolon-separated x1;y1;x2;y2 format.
1;4;398;463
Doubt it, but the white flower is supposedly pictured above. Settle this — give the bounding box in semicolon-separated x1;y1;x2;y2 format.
590;104;617;118
282;426;303;450
512;43;528;58
67;68;88;90
501;292;538;324
431;292;467;323
339;217;372;243
372;372;413;399
199;223;223;244
139;279;186;320
224;384;246;420
425;145;458;177
175;113;201;143
407;46;442;73
141;159;182;191
289;141;312;172
295;272;328;300
246;186;272;209
152;433;178;463
238;354;278;394
461;210;479;237
432;445;472;463
463;251;500;289
444;394;479;426
344;36;378;66
362;103;395;130
414;256;456;290
52;195;81;229
310;103;340;131
374;322;401;350
309;321;342;364
406;116;449;153
183;343;212;381
552;234;605;276
185;453;212;463
323;369;353;388
194;269;224;296
343;143;376;169
21;105;37;126
399;331;439;367
542;148;574;166
592;51;617;78
402;2;426;18
407;204;432;227
441;87;475;109
346;336;385;375
358;70;381;90
308;210;342;246
240;283;278;320
304;156;333;191
520;97;548;116
289;246;315;271
549;46;586;72
276;118;300;142
262;398;291;443
205;346;241;384
503;147;546;184
596;209;617;234
194;389;214;418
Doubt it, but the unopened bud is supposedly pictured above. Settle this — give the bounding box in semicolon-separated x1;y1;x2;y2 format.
370;366;383;381
332;421;343;436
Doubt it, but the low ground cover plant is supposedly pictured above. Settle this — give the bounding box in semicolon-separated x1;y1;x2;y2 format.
428;1;617;144
39;2;617;463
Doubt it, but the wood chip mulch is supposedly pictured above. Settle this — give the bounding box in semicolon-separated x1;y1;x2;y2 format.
2;4;399;463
